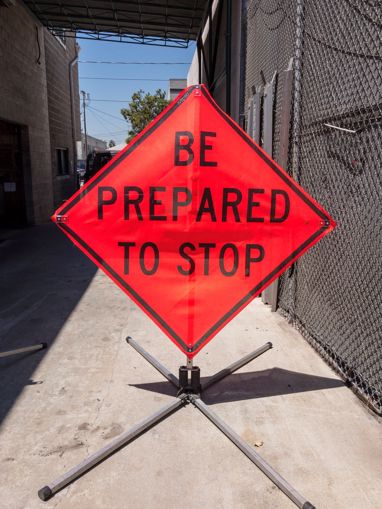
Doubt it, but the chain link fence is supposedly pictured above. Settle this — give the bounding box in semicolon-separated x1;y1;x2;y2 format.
245;0;382;414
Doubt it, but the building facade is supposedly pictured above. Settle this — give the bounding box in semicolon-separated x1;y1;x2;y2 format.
187;0;245;126
167;79;187;101
0;0;80;226
79;133;107;161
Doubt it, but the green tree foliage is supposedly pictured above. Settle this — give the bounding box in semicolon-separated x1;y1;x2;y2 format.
121;89;170;143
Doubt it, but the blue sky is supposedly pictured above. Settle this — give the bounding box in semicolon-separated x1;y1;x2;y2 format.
77;39;196;146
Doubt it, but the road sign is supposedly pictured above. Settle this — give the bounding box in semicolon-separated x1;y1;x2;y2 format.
53;84;335;358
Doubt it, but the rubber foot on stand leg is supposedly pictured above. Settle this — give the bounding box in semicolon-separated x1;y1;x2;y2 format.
38;486;53;501
40;343;48;350
302;502;315;509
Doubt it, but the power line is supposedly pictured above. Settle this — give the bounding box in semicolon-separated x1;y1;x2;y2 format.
87;105;129;124
79;60;191;65
87;108;116;138
92;129;127;134
87;107;128;131
91;129;127;136
89;99;132;103
80;76;169;81
86;105;129;137
87;110;129;142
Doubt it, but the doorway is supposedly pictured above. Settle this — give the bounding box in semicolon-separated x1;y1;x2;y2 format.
0;119;27;227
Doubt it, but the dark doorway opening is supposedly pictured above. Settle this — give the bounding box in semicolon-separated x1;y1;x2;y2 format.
0;119;27;227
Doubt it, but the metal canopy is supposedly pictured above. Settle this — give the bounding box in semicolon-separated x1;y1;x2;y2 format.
23;0;208;47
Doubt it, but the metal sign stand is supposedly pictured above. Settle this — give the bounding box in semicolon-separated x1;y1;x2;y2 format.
38;337;315;509
0;342;47;359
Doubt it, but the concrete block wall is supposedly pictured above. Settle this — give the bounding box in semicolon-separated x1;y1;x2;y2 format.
44;31;81;208
0;0;53;223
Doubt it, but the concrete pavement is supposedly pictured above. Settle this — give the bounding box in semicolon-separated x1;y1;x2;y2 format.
0;225;381;509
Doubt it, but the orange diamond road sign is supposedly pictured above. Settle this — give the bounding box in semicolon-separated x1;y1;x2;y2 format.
53;85;335;358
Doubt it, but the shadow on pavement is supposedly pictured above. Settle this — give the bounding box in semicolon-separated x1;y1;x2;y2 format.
129;367;345;404
0;224;97;425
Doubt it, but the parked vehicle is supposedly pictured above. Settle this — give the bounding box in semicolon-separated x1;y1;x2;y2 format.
76;159;86;177
80;144;126;186
83;151;113;183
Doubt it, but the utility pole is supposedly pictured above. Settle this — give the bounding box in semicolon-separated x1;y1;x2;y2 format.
81;90;88;157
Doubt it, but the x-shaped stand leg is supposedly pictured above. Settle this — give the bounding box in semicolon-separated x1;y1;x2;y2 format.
0;343;47;359
38;337;315;509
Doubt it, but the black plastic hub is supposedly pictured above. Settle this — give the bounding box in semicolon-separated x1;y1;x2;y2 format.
178;366;201;394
